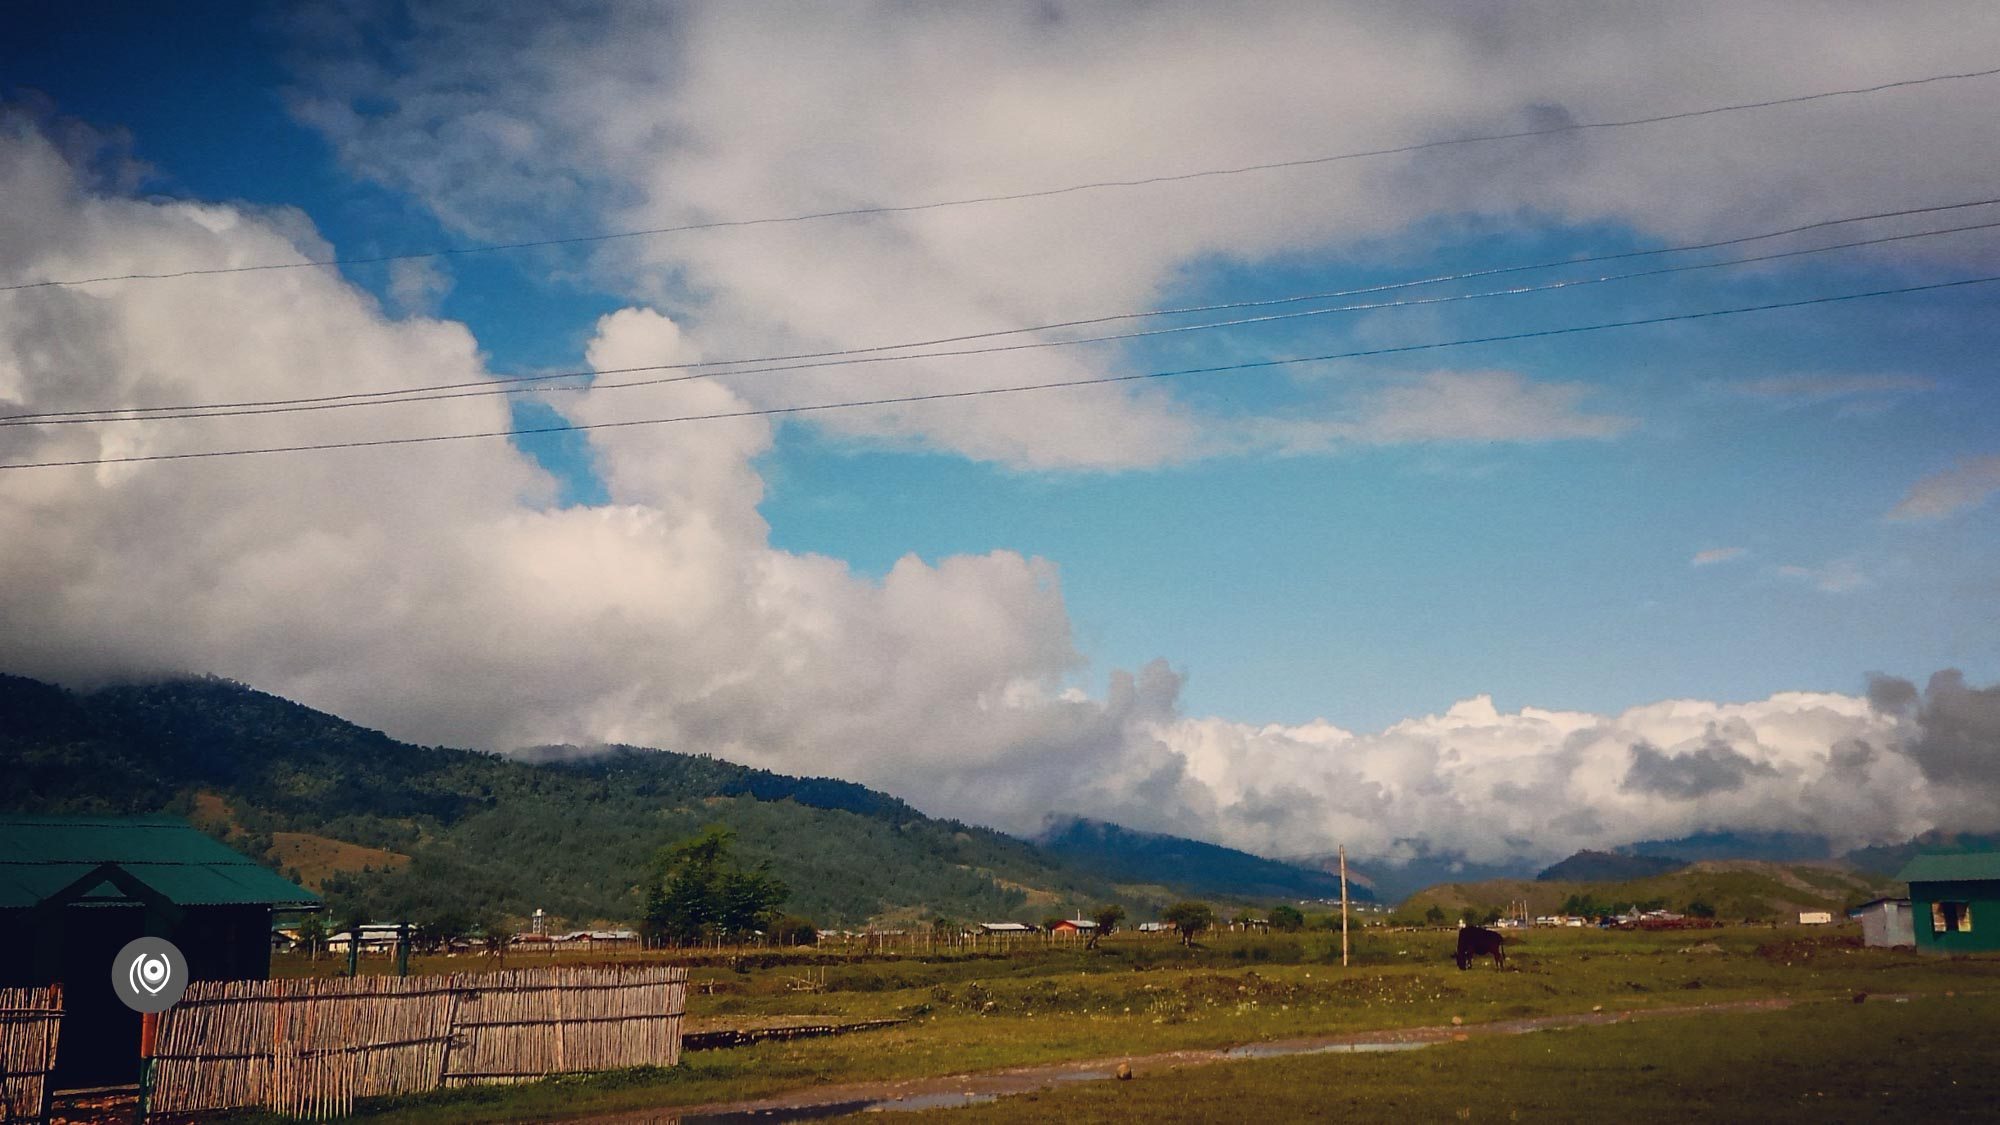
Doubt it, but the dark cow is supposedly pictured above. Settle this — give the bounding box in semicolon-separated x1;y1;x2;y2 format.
1454;925;1506;970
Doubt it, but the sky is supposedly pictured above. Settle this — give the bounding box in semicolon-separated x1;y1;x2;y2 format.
4;2;1999;868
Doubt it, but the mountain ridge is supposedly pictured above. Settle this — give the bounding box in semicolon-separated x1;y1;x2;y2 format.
1036;816;1375;903
0;673;1335;927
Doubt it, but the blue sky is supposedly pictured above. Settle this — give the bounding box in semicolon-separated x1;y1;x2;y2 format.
4;2;1997;857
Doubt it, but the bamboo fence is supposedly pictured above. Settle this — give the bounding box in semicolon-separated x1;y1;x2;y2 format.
441;966;685;1085
0;985;61;1125
146;965;684;1120
150;975;457;1119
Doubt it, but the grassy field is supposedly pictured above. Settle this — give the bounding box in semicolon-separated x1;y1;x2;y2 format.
924;991;2000;1122
246;925;2000;1123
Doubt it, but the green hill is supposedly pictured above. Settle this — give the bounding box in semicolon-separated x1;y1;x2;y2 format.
0;673;1147;929
1038;817;1373;903
1398;859;1900;924
1536;849;1689;883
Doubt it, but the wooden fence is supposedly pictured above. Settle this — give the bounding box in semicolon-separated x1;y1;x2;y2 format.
147;966;684;1120
816;928;1102;954
442;966;684;1085
0;985;61;1125
150;975;457;1119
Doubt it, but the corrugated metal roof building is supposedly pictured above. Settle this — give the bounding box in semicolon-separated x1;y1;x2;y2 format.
1897;852;2000;956
1847;897;1916;948
0;814;319;1087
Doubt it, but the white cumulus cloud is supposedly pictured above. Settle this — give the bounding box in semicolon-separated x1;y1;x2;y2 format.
283;3;2000;470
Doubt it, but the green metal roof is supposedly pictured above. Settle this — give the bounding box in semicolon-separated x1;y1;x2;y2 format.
1897;851;2000;885
0;815;320;909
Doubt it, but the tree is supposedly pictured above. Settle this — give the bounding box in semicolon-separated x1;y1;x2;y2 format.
643;827;789;946
1686;900;1717;919
467;912;508;961
1163;901;1215;946
1269;904;1305;933
414;909;473;953
1481;907;1503;926
295;915;328;960
720;866;789;940
770;914;818;946
1423;904;1447;926
1089;904;1126;949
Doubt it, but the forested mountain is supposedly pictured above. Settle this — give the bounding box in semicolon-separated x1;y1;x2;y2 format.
1844;830;2000;877
0;674;1152;928
1399;859;1899;924
1286;847;1538;903
1537;849;1689;882
1037;817;1374;902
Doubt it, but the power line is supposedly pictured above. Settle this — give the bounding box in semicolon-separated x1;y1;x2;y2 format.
7;273;1994;471
10;64;2000;293
11;197;1999;427
19;214;2000;426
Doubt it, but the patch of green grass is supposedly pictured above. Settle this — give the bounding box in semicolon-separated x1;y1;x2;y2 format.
253;929;2000;1124
923;992;2000;1122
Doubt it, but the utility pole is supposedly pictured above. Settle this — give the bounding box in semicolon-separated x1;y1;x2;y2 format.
1339;845;1350;968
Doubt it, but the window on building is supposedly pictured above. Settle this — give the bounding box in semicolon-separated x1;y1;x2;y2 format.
1932;901;1973;933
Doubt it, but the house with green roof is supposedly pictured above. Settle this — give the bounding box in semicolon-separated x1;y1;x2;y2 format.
0;814;319;1087
1897;852;2000;956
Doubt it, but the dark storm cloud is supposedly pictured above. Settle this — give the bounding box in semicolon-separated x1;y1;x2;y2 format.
1898;670;2000;785
1866;673;1920;716
1621;737;1779;800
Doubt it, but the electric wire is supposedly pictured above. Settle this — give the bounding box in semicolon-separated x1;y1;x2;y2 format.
8;64;1999;293
6;272;1994;471
9;198;1999;427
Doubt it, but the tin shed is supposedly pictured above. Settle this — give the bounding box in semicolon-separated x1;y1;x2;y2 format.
0;815;320;1087
1897;852;2000;955
1847;898;1915;948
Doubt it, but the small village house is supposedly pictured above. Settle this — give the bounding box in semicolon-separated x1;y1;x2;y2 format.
1898;852;2000;955
0;814;320;1087
1047;918;1099;935
326;922;412;955
1848;897;1916;948
556;928;642;950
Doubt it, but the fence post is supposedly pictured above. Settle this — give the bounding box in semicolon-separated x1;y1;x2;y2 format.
131;1011;158;1125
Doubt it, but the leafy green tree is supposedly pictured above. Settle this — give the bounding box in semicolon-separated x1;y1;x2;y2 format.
770;914;818;946
643;827;789;945
1481;907;1503;926
1686;900;1717;918
468;912;508;961
414;909;473;952
1163;901;1215;946
1560;893;1610;918
295;915;328;960
1423;904;1447;926
1269;904;1305;932
1089;904;1126;948
720;866;789;939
